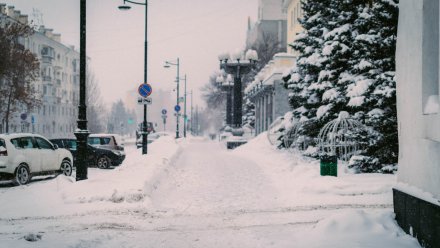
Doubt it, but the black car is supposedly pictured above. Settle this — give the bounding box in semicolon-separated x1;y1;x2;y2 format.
50;139;125;169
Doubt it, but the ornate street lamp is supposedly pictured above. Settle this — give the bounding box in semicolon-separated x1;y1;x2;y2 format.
218;50;258;145
164;58;180;139
216;72;234;131
118;0;149;155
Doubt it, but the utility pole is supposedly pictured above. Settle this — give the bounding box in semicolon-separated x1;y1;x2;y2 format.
164;58;180;139
183;74;187;138
176;58;180;139
195;105;199;136
190;89;193;135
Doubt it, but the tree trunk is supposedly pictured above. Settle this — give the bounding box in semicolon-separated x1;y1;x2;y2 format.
5;82;13;133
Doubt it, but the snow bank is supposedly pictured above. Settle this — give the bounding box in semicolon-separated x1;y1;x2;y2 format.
232;133;419;247
0;136;181;218
234;132;396;206
293;210;420;248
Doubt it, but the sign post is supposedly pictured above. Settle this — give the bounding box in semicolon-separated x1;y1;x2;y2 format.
138;83;153;155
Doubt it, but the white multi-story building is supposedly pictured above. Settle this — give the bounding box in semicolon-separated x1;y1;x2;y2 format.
0;4;80;138
394;0;440;247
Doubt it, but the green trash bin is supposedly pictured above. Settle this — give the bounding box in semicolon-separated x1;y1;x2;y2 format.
320;155;337;177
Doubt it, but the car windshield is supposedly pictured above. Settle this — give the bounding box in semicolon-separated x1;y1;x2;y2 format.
66;140;77;150
0;139;5;151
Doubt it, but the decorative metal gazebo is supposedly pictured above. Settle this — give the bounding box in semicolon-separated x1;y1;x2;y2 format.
267;117;285;146
283;120;312;151
317;111;366;161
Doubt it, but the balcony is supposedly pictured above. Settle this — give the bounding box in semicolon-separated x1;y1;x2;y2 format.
42;76;52;83
41;56;53;64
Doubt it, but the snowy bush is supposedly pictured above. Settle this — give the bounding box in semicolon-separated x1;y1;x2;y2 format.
348;155;382;173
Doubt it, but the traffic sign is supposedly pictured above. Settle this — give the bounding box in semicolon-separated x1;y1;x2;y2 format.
138;83;152;98
137;97;152;105
179;97;184;103
161;114;167;119
174;105;181;112
161;109;167;115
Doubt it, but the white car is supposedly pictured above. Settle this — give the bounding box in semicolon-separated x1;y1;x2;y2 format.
0;133;73;185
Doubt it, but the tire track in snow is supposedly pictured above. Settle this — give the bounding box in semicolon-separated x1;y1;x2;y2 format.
0;203;392;223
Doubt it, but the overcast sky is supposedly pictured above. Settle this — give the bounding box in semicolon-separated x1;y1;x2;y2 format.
4;0;258;109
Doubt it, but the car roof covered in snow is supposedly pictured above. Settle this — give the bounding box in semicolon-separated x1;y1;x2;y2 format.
0;133;48;140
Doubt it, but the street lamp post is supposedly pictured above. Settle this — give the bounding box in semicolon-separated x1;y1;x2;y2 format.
164;58;180;139
74;0;89;181
118;0;149;155
216;73;234;130
218;50;257;148
183;74;187;138
185;89;193;135
190;89;193;134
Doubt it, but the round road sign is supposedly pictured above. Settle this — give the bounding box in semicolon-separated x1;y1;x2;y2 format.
162;109;167;115
174;105;181;112
138;83;152;98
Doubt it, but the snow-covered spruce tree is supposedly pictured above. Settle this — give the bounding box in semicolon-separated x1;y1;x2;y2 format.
284;0;398;172
242;97;255;129
283;0;333;144
346;0;399;172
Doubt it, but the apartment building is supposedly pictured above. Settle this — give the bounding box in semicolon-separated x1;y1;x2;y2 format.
0;4;79;138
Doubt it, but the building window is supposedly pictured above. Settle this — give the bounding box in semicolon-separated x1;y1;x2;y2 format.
422;0;439;115
290;10;294;29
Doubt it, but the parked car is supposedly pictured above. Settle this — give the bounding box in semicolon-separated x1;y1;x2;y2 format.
136;131;171;148
0;133;73;185
50;138;125;169
87;134;124;152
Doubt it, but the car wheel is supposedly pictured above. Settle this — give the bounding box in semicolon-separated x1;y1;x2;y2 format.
60;160;73;176
97;156;111;169
14;164;30;186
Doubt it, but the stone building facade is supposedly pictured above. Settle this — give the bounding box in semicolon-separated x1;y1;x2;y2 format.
282;0;303;54
246;0;287;50
245;53;294;135
394;0;440;247
0;4;80;138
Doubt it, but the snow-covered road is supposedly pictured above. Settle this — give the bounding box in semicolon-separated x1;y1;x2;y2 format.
0;135;421;247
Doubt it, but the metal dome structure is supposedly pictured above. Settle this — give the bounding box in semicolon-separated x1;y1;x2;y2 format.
267;117;285;146
283;120;312;151
317;111;366;161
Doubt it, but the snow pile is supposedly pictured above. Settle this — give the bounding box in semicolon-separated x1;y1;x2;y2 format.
0;136;181;218
293;210;420;248
233;132;419;247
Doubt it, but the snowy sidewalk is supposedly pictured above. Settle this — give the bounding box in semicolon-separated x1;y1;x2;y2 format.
0;135;421;248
